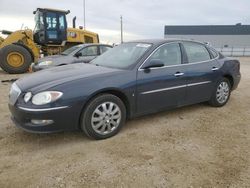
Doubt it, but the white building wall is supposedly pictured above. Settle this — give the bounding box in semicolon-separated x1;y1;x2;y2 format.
164;34;250;56
164;34;250;48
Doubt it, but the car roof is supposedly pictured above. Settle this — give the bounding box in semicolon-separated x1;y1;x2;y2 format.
75;43;113;48
127;38;206;46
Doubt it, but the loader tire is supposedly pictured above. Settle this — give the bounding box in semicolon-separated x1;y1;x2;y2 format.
0;44;32;74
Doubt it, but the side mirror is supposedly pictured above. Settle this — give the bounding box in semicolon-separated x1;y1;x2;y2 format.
75;52;82;58
143;59;164;70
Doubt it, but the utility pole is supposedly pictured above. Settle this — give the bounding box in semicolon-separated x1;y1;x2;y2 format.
83;0;86;29
120;15;123;43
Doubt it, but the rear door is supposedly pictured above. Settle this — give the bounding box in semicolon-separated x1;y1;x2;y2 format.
136;42;188;115
182;42;221;104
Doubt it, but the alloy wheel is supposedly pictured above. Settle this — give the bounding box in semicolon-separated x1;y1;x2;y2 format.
91;102;121;135
216;81;230;104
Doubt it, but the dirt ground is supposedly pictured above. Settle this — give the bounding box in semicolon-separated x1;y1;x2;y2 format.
0;58;249;188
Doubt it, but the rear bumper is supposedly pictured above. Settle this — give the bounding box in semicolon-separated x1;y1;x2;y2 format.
9;104;80;133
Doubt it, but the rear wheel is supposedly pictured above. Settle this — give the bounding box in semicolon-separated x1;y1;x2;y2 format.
81;94;126;139
0;44;32;74
209;78;231;107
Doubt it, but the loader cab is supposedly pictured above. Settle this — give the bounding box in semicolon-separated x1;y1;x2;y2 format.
33;8;69;45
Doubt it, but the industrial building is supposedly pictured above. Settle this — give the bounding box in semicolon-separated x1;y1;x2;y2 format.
164;24;250;56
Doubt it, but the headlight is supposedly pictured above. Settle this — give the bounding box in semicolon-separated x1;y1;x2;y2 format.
38;61;53;66
9;82;21;105
32;91;63;105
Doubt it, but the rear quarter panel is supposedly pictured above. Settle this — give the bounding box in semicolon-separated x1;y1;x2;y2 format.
217;57;241;90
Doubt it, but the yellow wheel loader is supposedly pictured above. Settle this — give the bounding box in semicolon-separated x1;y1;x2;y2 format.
0;8;99;74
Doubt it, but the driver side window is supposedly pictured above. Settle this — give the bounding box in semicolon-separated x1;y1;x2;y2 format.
148;43;182;66
78;46;98;56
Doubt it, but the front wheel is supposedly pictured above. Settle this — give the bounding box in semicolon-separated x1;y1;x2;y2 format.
81;94;126;139
209;78;231;107
0;44;32;74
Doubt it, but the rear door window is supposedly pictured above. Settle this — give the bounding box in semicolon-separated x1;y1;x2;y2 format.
183;42;211;63
209;48;219;58
100;46;112;54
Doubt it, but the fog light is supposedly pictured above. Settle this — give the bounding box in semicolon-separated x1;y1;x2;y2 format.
31;119;54;125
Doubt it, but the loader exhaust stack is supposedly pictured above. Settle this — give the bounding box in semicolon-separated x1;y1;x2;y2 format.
73;17;76;28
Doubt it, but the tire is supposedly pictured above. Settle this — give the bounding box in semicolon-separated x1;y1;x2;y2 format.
209;77;231;107
81;94;126;140
0;44;32;74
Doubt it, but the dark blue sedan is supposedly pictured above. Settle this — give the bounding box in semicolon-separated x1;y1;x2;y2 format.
8;39;241;139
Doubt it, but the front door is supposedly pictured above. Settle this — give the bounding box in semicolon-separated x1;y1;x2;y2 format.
136;42;188;115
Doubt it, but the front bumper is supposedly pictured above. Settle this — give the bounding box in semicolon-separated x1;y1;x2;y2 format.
9;104;80;133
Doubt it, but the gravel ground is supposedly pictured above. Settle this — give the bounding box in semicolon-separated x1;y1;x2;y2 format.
0;58;249;188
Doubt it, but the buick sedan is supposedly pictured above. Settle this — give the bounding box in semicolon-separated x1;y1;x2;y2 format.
9;39;241;139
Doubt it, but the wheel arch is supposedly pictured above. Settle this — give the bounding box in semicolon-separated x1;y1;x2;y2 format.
223;74;234;89
78;88;131;129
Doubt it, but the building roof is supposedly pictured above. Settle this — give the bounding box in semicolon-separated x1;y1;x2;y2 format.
164;25;250;35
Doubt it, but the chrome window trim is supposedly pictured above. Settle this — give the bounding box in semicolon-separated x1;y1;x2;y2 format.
18;106;69;112
138;42;219;71
141;81;211;95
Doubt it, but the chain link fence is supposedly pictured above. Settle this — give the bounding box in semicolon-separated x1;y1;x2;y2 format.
215;47;250;57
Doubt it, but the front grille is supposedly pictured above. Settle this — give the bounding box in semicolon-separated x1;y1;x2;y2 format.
9;83;21;105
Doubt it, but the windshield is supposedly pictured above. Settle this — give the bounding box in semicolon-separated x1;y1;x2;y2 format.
61;45;85;55
91;42;152;69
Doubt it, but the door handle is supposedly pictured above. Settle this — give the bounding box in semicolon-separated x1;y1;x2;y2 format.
212;67;219;71
174;72;184;77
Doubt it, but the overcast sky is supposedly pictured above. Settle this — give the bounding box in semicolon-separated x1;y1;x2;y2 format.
0;0;249;43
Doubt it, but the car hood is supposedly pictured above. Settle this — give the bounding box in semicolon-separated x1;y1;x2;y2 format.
38;55;74;65
16;63;122;92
